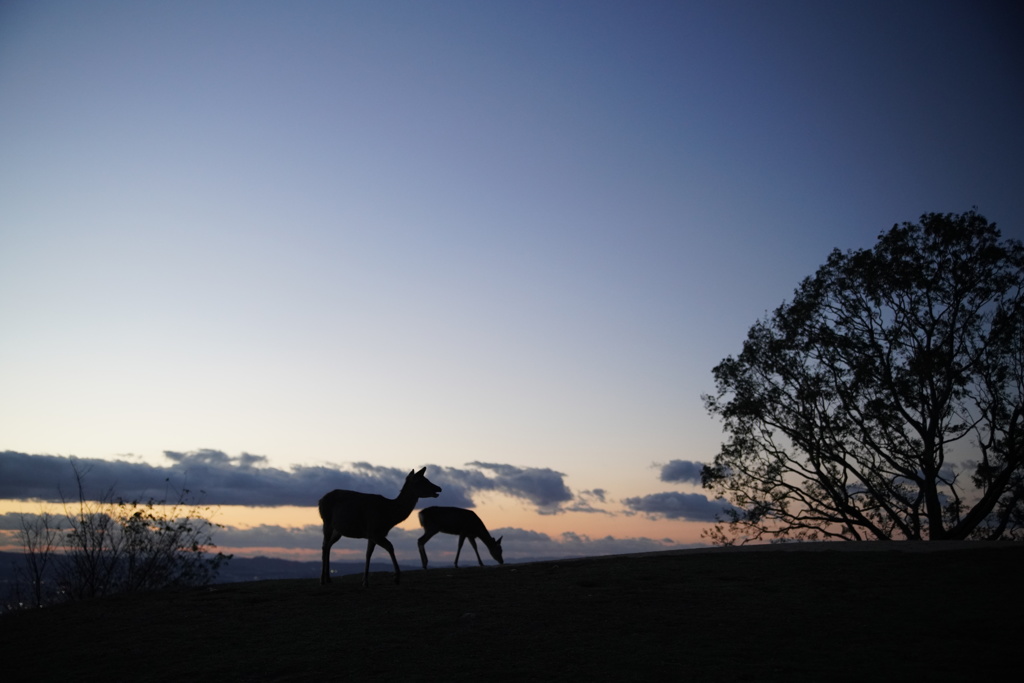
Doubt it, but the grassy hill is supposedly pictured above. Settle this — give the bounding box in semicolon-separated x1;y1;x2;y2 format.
2;543;1019;682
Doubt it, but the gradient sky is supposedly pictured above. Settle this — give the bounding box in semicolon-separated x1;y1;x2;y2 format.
2;1;1022;563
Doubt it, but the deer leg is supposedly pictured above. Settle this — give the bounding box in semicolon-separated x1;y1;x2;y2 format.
321;545;330;585
321;527;342;585
376;537;401;585
455;535;467;567
468;537;484;566
362;539;377;588
418;529;439;569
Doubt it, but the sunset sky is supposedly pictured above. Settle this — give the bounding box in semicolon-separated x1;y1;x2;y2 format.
2;1;1022;566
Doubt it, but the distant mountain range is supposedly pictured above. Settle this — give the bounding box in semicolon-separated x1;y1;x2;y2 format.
0;551;522;587
214;555;411;583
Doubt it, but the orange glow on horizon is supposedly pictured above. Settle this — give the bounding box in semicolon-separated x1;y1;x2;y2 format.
0;494;708;560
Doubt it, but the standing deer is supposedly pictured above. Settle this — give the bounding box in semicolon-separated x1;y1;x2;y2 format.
319;467;442;587
417;506;504;569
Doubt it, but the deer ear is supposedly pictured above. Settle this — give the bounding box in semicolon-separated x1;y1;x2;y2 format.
497;536;503;545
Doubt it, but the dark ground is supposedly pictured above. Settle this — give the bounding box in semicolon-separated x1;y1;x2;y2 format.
1;543;1019;682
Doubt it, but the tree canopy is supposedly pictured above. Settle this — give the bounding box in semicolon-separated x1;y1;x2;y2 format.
702;211;1024;543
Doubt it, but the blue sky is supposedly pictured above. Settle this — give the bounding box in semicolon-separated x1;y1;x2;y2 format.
1;1;1022;561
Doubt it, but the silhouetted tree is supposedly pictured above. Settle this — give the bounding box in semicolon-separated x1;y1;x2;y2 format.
702;211;1024;544
10;511;61;608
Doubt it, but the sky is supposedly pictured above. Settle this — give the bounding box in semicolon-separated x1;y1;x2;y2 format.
2;1;1023;565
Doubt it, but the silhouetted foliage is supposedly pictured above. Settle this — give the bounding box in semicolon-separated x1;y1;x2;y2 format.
703;210;1024;543
5;461;230;609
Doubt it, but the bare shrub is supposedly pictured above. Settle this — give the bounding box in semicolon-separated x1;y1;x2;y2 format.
5;461;230;609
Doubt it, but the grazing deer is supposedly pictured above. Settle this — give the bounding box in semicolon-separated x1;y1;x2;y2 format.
417;506;504;569
319;467;442;587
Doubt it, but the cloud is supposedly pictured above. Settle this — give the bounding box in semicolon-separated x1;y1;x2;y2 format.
564;489;614;515
659;460;706;484
218;523;321;550
0;520;700;567
0;511;43;531
212;522;699;562
0;451;164;502
0;456;711;562
622;491;733;522
620;461;724;522
465;462;574;513
0;451;584;514
0;511;704;570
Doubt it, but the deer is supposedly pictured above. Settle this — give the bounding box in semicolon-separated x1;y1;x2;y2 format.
417;506;504;569
319;467;442;587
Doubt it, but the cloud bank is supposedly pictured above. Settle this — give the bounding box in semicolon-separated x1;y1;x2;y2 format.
622;491;728;522
0;510;700;563
0;452;727;562
0;450;585;515
620;460;733;522
2;451;731;530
